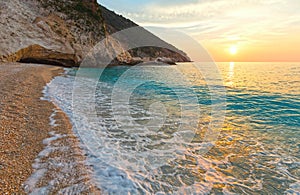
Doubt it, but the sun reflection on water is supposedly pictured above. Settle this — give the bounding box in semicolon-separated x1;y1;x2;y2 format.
226;62;235;87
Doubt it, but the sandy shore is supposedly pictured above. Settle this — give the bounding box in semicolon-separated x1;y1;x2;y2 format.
0;63;100;194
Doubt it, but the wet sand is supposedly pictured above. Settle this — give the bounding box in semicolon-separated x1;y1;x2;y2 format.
0;63;100;194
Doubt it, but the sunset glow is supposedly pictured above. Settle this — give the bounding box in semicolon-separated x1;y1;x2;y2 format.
101;0;300;62
229;46;238;55
1;0;299;194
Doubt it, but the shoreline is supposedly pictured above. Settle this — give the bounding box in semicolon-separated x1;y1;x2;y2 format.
0;63;99;194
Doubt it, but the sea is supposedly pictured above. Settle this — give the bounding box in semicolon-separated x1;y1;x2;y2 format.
45;62;300;194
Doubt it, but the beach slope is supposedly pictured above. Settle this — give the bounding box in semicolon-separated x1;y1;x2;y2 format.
0;63;99;194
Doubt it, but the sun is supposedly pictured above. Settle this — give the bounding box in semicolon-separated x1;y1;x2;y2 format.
229;46;238;55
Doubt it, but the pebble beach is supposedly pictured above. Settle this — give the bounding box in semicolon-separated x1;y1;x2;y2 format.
0;63;99;194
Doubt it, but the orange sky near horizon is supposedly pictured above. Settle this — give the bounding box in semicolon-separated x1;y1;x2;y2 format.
203;32;300;62
101;0;300;62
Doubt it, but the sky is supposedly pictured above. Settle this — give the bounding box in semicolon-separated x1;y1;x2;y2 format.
99;0;300;62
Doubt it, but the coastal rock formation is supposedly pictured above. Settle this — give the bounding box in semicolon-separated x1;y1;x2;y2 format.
0;0;190;67
156;57;177;65
10;44;77;67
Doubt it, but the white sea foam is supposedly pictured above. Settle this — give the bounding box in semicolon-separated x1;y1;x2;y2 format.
23;109;67;194
42;68;223;194
42;64;300;194
24;94;94;194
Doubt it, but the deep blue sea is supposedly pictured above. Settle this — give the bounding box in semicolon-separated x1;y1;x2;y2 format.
46;62;300;194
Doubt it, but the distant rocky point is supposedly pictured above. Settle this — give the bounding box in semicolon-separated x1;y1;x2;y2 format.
0;0;190;67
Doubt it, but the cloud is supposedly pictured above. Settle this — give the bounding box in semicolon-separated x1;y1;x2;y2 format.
137;0;300;43
100;0;300;61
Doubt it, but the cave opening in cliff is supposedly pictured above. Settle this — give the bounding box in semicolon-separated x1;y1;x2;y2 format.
18;58;76;67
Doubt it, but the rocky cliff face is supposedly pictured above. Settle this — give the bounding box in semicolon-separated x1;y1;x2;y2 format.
0;0;190;67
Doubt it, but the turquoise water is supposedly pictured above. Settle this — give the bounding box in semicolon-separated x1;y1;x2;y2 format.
46;62;300;194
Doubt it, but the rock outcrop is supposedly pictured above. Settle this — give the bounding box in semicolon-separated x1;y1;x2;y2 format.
9;44;78;67
0;0;190;67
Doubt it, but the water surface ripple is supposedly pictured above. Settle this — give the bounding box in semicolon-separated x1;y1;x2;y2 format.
46;62;300;194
